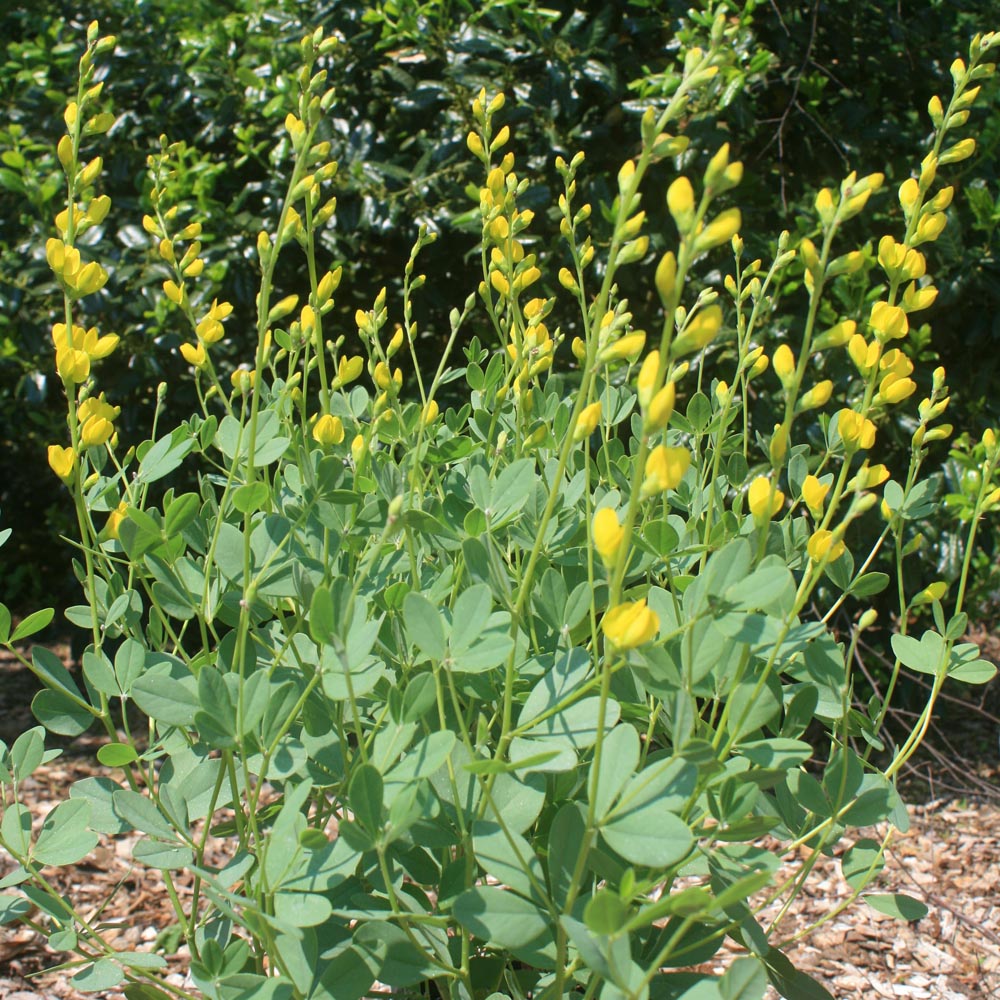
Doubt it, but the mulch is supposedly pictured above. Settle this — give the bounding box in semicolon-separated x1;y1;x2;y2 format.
1;642;998;999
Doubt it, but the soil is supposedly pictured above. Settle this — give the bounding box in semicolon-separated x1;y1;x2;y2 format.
1;637;998;1000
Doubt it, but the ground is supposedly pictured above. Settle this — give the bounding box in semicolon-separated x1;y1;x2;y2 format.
1;638;998;1000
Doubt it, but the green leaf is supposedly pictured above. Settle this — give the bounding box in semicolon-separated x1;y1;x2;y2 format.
601;757;696;868
472;820;545;899
591;723;640;820
719;956;767;1000
97;743;139;767
136;429;194;485
133;838;194;870
584;889;628;935
354;921;442;987
33;799;98;866
762;947;834;999
449;584;492;652
841;838;885;890
163;492;201;536
10;607;54;642
453;886;552;950
864;893;928;921
891;630;944;675
946;642;998;684
403;591;447;661
113;790;182;841
0;603;10;643
273;891;334;928
32;690;95;736
0;893;32;925
232;481;270;514
72;958;124;992
131;660;199;727
349;763;384;835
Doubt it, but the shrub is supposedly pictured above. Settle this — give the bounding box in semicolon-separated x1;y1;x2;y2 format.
1;14;999;1000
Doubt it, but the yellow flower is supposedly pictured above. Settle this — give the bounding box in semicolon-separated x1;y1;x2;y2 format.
837;408;876;451
105;501;128;540
807;529;845;563
655;251;676;305
574;401;602;441
671;304;722;357
798;380;833;411
802;475;829;517
593;507;624;567
78;393;120;426
335;355;364;388
81;415;114;448
598;331;646;365
56;347;91;384
312;413;345;446
748;476;784;522
773;344;795;386
180;342;207;368
231;369;255;394
666;176;695;229
602;599;659;650
695;208;741;252
641;445;690;498
647;383;676;432
637;351;660;409
420;399;440;427
869;301;909;342
351;433;367;467
47;444;76;482
813;320;856;351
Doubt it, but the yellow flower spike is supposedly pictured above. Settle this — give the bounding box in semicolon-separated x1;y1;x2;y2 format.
637;351;660;409
56;347;91;384
671;304;723;357
837;409;876;451
748;476;784;522
695;208;741;253
81;415;113;448
180;342;207;368
654;251;677;306
105;501;128;541
802;474;829;517
647;383;676;432
598;331;646;365
798;380;833;411
312;413;345;446
592;507;625;568
772;344;795;387
807;529;845;564
601;599;659;651
666;176;695;229
420;399;440;427
573;401;602;442
47;444;76;482
640;445;690;498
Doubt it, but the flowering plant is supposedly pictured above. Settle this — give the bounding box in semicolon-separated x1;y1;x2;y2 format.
1;14;998;1000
